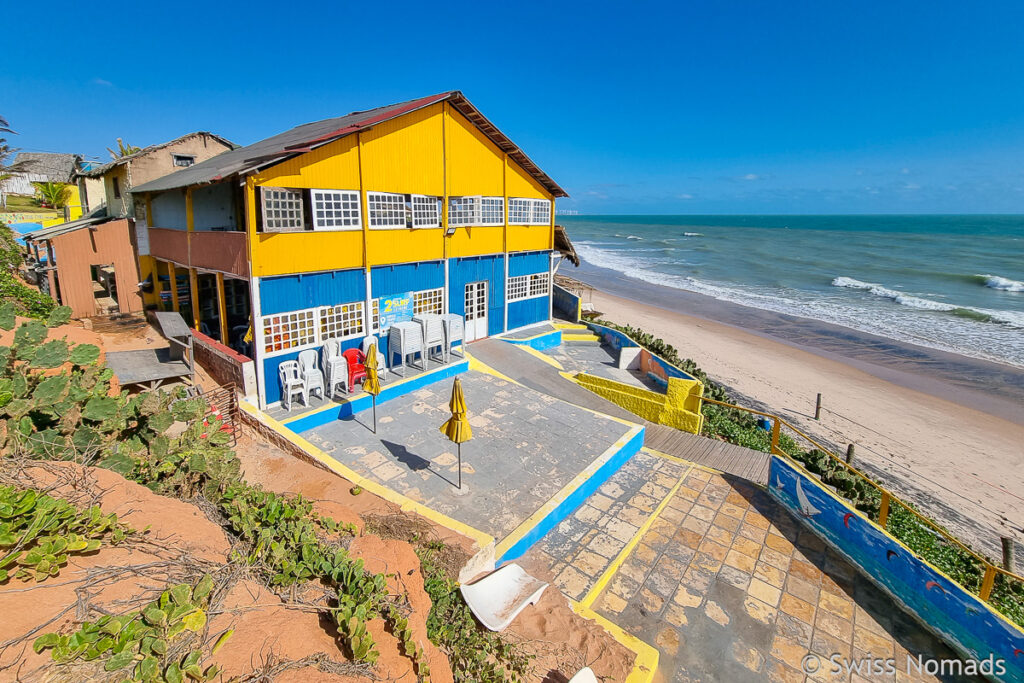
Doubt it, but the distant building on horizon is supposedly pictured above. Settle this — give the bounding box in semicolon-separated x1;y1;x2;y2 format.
131;91;570;409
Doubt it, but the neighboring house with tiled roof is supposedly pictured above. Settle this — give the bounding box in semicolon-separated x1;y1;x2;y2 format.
76;131;235;218
2;152;83;195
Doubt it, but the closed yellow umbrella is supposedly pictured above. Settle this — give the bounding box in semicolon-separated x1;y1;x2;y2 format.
363;343;381;433
440;377;472;489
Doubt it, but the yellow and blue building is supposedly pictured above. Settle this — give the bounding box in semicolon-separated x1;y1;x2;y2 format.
131;92;567;408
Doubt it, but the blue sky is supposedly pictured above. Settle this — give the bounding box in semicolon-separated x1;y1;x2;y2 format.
5;0;1024;214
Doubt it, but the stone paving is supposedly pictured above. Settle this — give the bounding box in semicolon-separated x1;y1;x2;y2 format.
584;466;975;682
520;450;691;601
543;340;661;391
302;370;632;541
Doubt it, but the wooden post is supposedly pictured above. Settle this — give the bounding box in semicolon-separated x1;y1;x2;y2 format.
1002;537;1017;572
845;444;855;465
814;393;822;420
980;565;998;602
770;419;781;455
216;273;229;344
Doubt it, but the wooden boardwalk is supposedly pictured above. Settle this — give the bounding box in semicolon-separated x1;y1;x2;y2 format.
643;422;770;484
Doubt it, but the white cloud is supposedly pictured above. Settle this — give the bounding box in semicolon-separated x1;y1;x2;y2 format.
91;78;113;87
903;182;921;191
900;167;911;175
742;173;760;181
677;193;694;200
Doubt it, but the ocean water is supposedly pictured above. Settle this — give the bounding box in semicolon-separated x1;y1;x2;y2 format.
563;215;1024;368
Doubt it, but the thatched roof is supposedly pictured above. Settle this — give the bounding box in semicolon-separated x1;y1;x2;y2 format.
554;224;579;267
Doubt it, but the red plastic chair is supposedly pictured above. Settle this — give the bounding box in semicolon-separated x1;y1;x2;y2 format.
342;348;368;392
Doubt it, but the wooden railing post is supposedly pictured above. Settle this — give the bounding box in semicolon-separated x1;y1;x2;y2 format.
770;419;781;455
815;393;822;420
980;565;998;602
878;492;891;528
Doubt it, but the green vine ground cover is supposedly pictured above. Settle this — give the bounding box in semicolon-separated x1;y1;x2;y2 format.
594;319;1024;629
0;305;529;682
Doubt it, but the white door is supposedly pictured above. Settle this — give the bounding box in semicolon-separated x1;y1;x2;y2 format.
464;281;488;342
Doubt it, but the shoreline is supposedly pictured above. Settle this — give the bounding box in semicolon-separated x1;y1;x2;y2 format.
571;259;1024;426
565;260;1024;566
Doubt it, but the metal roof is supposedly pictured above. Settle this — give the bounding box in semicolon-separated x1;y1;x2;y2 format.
22;210;109;241
131;92;568;197
79;132;236;178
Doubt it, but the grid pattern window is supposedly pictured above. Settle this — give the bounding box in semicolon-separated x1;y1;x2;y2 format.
262;187;305;232
371;299;380;332
531;199;551;225
413;288;444;315
319;302;365;340
508;198;532;225
367;192;407;228
261;309;316;353
480;197;504;226
507;275;530;302
448;196;478;226
528;272;550;297
312;189;361;230
411;195;441;228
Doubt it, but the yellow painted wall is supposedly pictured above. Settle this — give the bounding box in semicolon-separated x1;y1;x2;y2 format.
574;373;705;434
248;101;556;276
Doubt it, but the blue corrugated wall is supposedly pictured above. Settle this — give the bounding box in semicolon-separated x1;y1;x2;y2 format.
508;296;550;330
259;269;366;315
371;261;444;299
508;251;550;277
449;255;505;337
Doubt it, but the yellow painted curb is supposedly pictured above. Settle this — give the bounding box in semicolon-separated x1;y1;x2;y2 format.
515;344;564;370
239;400;494;550
493;423;645;559
580;467;691;608
571;601;659;683
552;322;588;330
563;333;601;342
467;354;521;385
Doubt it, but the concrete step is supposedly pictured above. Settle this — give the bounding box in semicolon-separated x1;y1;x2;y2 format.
553;322;589;331
562;333;601;343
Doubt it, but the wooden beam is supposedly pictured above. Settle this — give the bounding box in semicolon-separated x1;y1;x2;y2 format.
216;272;229;344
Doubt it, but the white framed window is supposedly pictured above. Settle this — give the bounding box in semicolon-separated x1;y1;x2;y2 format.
508;198;533;225
319;302;365;340
507;272;550;302
480;197;504;226
448;196;478;227
411;195;441;228
261;187;305;232
413;287;444;315
367;191;407;229
261;309;316;354
528;272;550;297
507;275;530;302
531;199;551;225
312;189;361;230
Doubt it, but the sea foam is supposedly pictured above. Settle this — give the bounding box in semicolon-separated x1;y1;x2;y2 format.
832;277;1024;327
978;274;1024;292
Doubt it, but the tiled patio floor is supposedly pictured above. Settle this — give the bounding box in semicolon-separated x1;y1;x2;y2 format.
526;453;976;682
301;370;634;542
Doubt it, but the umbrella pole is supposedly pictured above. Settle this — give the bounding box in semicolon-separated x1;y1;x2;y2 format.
372;396;377;434
457;442;462;490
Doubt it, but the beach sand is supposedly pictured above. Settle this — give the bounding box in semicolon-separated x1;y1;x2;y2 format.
587;287;1024;569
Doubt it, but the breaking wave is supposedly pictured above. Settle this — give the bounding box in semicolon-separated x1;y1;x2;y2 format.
976;274;1024;292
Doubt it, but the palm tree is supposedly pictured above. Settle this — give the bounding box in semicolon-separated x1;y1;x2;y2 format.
32;181;71;209
106;138;141;159
0;115;20;209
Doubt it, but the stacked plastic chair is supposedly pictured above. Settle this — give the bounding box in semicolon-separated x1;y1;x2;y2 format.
439;313;465;358
414;313;447;365
388;321;424;377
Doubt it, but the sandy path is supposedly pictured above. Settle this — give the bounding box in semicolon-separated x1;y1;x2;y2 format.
590;289;1024;569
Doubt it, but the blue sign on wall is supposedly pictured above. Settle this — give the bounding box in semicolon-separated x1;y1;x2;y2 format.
379;291;414;329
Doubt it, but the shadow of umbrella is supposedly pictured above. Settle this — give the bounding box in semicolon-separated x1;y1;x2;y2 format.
381;440;460;488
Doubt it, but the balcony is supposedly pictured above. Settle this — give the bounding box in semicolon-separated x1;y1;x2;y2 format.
148;228;248;278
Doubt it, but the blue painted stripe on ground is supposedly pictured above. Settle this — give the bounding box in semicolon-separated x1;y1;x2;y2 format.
501;329;563;351
286;359;470;433
496;425;646;565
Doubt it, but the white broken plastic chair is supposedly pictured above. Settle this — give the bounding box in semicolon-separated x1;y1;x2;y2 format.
459;563;548;631
569;668;598;683
278;360;306;411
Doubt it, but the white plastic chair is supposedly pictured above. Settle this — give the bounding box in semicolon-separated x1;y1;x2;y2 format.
298;349;325;401
388;322;424;377
278;361;306;411
459;563;548;631
414;313;446;365
321;338;347;398
440;313;465;358
361;335;387;380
